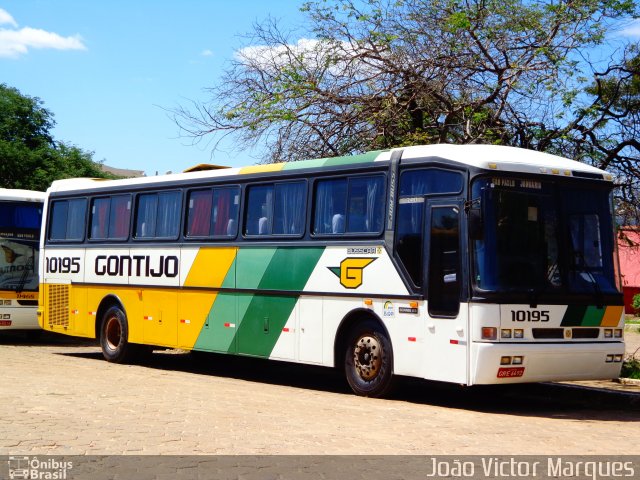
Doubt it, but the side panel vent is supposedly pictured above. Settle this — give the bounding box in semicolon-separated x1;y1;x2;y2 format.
47;284;70;328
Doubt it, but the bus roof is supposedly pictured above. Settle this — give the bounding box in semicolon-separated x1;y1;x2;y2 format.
47;144;612;193
0;188;46;202
394;144;610;177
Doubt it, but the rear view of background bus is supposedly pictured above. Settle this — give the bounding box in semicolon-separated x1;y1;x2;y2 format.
0;189;45;336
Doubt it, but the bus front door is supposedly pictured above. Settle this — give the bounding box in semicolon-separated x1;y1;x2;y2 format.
422;199;468;384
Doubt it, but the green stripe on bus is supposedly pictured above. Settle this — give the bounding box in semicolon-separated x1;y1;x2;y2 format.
283;159;328;170
233;246;324;357
282;150;384;171
236;247;278;289
193;248;277;353
194;247;324;357
582;306;606;326
194;293;238;353
256;247;325;291
221;256;236;289
560;305;587;326
322;150;382;167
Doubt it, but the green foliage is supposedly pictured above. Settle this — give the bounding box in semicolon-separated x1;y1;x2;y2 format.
445;11;471;31
0;84;113;191
632;293;640;314
620;356;640;379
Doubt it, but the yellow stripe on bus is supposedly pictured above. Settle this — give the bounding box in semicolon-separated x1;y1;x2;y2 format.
239;163;285;175
184;247;237;288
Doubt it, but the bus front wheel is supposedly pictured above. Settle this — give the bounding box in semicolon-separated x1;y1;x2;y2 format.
100;306;134;363
344;320;394;397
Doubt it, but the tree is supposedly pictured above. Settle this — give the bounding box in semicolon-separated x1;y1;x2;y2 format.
0;84;113;191
578;46;640;226
174;0;637;161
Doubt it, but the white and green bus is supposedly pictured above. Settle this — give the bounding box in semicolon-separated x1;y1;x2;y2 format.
0;188;45;335
38;145;625;397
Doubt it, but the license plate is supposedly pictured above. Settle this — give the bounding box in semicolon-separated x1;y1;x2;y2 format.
497;367;525;378
0;320;12;326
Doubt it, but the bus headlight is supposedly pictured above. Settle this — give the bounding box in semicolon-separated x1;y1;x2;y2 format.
614;329;623;338
514;329;524;339
501;329;512;339
512;356;524;365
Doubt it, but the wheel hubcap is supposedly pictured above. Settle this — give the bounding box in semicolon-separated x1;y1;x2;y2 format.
353;335;382;381
105;317;121;351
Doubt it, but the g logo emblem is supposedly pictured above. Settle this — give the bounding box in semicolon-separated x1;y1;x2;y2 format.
328;257;376;289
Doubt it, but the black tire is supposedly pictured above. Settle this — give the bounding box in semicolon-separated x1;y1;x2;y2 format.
99;305;135;363
344;319;395;397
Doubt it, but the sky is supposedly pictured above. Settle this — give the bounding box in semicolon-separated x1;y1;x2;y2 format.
1;0;305;175
2;2;639;177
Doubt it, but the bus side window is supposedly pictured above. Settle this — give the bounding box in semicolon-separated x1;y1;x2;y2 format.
313;179;347;235
395;168;463;288
346;176;384;234
186;189;213;237
313;176;384;235
245;185;273;236
134;191;181;239
273;182;305;235
89;195;131;241
212;187;240;237
395;200;425;286
49;198;87;241
245;182;305;237
90;198;110;239
135;194;158;239
49;201;70;240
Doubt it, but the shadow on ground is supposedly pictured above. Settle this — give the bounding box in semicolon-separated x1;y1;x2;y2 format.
0;329;94;346
57;346;640;421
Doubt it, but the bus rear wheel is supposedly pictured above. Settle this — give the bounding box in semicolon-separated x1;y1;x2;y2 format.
100;305;135;363
344;320;394;397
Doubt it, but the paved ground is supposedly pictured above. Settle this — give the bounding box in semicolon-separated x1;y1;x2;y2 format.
625;323;640;355
0;330;638;455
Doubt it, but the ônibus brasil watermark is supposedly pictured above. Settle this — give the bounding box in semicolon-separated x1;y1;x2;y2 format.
7;457;72;480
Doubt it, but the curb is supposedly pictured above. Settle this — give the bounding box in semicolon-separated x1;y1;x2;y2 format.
615;377;640;386
542;381;640;408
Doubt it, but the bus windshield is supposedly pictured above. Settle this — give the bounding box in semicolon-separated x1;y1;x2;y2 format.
470;177;619;298
0;201;42;293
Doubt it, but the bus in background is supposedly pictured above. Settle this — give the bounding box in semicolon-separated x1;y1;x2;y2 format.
38;145;625;397
0;189;45;337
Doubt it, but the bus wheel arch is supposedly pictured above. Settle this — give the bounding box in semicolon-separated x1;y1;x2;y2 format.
334;309;395;397
95;295;125;340
96;296;135;363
